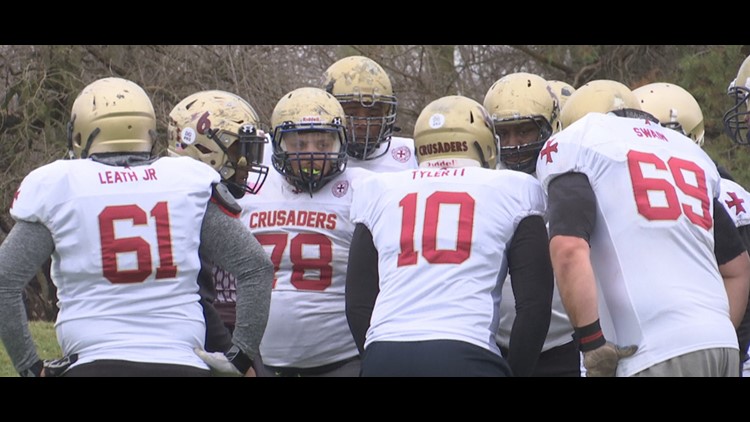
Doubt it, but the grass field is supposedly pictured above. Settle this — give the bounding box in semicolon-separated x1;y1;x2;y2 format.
0;320;61;377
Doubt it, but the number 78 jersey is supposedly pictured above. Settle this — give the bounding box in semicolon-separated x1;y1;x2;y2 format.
535;113;737;375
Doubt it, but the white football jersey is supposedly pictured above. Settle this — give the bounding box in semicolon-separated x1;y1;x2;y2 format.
346;136;418;171
536;112;738;377
10;156;220;369
719;178;750;228
237;167;372;368
350;166;546;355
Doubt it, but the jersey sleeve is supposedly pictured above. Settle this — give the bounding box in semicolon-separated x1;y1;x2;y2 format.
535;123;587;194
10;160;70;224
349;171;384;228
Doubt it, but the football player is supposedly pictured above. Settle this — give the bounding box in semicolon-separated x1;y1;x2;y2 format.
483;72;580;377
346;95;554;376
0;78;273;377
241;87;371;377
540;79;750;376
167;90;270;352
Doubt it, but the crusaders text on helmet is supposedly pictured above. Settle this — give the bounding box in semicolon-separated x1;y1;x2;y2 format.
724;55;750;146
322;55;397;161
483;72;559;173
414;95;498;169
559;79;643;128
634;82;705;146
167;90;269;197
67;77;156;159
270;87;349;195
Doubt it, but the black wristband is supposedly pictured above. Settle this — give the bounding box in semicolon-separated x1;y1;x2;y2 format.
19;359;44;377
226;345;253;374
574;319;606;352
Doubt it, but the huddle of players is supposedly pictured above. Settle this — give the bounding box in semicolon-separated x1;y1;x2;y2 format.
3;54;750;377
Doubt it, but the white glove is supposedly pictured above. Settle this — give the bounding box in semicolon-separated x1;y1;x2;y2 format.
194;348;242;377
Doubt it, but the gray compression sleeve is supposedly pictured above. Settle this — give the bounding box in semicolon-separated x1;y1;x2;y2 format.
0;221;55;374
199;202;273;361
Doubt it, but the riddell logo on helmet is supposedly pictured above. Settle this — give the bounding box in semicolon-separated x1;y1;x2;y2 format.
300;116;322;123
425;159;457;168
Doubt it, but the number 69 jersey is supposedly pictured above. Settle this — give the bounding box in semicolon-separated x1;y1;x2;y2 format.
10;156;220;368
349;166;546;355
535;112;739;377
238;167;372;368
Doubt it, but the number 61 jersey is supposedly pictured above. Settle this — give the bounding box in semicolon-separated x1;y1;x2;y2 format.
10;156;219;368
535;112;738;377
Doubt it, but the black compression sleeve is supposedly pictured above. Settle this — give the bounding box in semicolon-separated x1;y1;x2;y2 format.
714;198;746;265
547;172;597;242
737;224;750;252
506;215;554;377
345;223;380;355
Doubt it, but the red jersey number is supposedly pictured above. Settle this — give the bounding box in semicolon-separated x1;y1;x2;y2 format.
627;150;712;230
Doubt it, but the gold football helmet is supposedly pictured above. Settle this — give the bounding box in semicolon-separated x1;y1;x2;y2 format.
67;77;156;159
724;55;750;146
322;55;397;160
483;72;558;173
559;79;642;128
547;80;576;121
270;87;348;194
414;95;498;169
633;82;705;146
167;90;268;197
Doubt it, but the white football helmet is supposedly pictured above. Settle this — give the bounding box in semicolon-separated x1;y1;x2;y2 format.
483;72;558;173
724;55;750;146
270;87;349;194
67;77;156;159
167;90;269;197
322;56;397;160
414;95;498;169
633;82;705;146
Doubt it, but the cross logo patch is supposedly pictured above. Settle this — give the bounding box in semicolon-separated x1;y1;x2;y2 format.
540;139;558;164
725;191;746;216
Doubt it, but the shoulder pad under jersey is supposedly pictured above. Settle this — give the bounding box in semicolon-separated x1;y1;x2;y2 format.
212;183;242;216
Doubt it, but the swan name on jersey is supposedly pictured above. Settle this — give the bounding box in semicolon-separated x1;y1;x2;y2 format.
249;210;338;230
98;168;158;184
411;168;466;179
632;121;668;142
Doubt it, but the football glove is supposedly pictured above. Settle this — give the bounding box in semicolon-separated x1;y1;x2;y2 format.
583;342;637;377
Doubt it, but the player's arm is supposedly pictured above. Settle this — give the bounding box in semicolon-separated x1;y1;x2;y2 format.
713;199;750;329
547;172;636;376
506;214;553;377
547;172;599;329
199;185;274;366
197;264;234;353
0;221;55;377
345;223;379;355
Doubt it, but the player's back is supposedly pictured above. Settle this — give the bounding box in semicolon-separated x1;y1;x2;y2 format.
11;156;219;368
536;112;737;376
350;166;546;355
